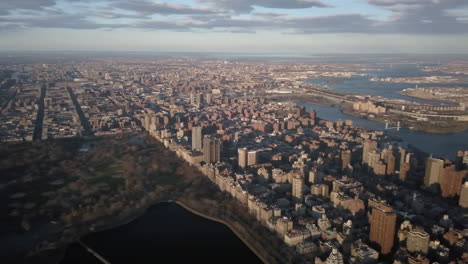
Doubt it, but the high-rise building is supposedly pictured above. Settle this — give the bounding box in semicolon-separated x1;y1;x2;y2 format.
400;162;410;181
143;113;151;130
399;152;412;180
374;160;387;176
311;184;329;197
459;182;468;208
203;135;220;164
341;150;351;170
362;140;377;165
205;93;212;105
399;147;406;168
407;227;430;254
336;119;343;128
424;157;444;187
190;93;196;105
309;168;323;184
292;174;304;203
191;126;202;150
385;152;396;175
439;165;466;198
238;148;248;168
369;203;396;255
367;150;381;170
309;109;316;124
190;93;202;107
248;150;258;166
196;93;203;107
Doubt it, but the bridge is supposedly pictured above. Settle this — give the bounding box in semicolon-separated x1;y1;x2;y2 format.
385;121;400;131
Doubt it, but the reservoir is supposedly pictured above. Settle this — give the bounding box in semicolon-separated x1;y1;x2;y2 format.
60;202;261;264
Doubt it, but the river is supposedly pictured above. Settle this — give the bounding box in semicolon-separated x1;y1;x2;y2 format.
301;62;468;158
60;202;261;264
306;63;468;105
299;102;468;159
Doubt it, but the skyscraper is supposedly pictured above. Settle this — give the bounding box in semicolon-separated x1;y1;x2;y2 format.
386;152;395;175
190;93;196;105
292;173;304;203
248;150;258;166
309;109;316;124
399;162;410;181
196;93;203;107
369;203;396;255
203;135;220;164
341;150;351;170
238;148;248;168
424;157;444;187
459;182;468;208
205;93;212;105
367;150;381;171
362;140;377;165
439;165;466;198
399;147;406;169
192;126;202;151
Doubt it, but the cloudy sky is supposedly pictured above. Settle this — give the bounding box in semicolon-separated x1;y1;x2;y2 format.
1;0;467;53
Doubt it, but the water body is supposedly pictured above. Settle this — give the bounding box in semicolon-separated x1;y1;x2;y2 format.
61;202;261;264
306;63;468;105
299;102;468;159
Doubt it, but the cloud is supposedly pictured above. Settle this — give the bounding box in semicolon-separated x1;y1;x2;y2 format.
0;11;120;30
286;14;375;34
0;23;23;31
368;0;424;6
112;1;217;16
128;13;375;35
94;11;147;19
0;0;56;11
0;0;467;35
368;0;468;33
252;12;287;17
198;0;331;13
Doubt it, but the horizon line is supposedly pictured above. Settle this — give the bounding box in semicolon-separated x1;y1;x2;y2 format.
1;50;468;55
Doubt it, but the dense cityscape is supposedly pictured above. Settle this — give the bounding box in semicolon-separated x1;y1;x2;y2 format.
0;54;467;263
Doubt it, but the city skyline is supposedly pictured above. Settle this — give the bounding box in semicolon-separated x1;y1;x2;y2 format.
1;0;468;53
1;51;467;263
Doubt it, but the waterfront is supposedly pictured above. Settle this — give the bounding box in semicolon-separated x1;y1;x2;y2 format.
306;63;468;105
299;102;468;159
60;202;261;264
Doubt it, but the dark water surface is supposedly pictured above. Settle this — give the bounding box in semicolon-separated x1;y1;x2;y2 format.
61;202;262;264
